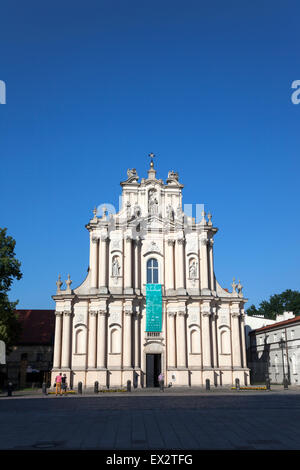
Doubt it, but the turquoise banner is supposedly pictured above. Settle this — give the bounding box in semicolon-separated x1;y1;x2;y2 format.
146;284;162;332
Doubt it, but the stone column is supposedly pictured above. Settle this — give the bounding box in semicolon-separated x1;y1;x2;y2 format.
123;304;132;368
200;238;209;292
134;238;140;293
201;304;212;368
176;311;187;368
211;307;218;368
53;311;63;369
166;239;175;291
231;305;242;367
208;239;215;291
61;311;72;369
134;310;140;368
90;235;98;290
124;236;133;294
88;311;97;368
167;312;176;368
98;235;108;292
240;311;247;368
175;238;185;293
97;310;107;368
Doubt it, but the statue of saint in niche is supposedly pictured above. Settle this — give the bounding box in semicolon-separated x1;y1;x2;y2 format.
112;257;121;277
189;259;198;279
148;189;158;215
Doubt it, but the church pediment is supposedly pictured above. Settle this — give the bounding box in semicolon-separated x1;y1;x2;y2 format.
145;214;176;232
142;178;164;188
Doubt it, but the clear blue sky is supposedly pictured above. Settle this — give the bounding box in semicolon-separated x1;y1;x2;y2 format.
0;0;299;310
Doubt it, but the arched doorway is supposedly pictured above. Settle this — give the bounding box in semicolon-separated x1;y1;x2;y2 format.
144;342;164;388
146;354;161;387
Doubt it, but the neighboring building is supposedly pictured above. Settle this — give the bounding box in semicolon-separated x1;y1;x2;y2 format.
4;310;55;388
51;158;250;389
248;312;300;384
244;314;277;350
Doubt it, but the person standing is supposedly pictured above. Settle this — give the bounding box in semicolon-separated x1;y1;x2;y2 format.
61;374;67;395
158;373;164;391
55;373;62;396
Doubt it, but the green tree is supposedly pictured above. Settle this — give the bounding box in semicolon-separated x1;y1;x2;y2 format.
246;289;300;320
0;228;22;353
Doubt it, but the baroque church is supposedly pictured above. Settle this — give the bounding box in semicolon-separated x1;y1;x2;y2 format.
51;155;249;389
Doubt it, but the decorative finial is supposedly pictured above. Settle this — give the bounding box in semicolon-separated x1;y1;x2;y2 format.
66;274;72;292
56;274;63;293
207;212;212;226
93;207;98;219
200;210;207;225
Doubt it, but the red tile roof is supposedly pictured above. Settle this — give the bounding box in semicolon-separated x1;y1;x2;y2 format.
15;310;55;345
250;315;300;334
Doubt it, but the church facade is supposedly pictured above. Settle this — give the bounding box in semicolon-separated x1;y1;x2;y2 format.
51;158;250;389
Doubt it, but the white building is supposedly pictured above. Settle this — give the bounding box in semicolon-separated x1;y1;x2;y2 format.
51;157;250;389
248;312;300;385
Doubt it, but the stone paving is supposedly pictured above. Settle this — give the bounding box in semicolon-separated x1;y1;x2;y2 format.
0;386;300;451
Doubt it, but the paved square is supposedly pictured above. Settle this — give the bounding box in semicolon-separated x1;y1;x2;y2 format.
1;388;300;450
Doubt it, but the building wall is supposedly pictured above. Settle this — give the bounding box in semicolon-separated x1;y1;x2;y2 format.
249;318;300;384
51;297;248;388
5;345;53;388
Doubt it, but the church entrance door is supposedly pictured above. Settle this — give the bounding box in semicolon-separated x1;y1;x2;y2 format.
146;354;161;387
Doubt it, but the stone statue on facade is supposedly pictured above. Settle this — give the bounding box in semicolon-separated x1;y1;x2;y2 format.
231;277;238;295
167;170;179;181
112;257;121;277
167;204;175;222
148;190;158;215
126;168;139;182
237;279;243;297
189;260;198;279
